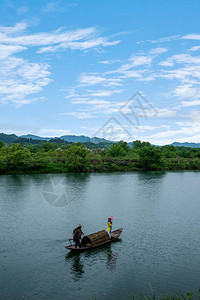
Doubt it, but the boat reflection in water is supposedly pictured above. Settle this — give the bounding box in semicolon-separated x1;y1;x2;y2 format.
66;253;85;281
65;240;121;281
71;256;84;281
106;245;118;271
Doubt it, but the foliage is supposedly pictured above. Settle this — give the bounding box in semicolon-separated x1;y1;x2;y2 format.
0;144;32;172
137;145;164;170
65;143;91;172
105;141;130;157
0;140;200;174
133;288;200;299
0;140;4;148
132;140;151;149
91;289;200;300
41;142;58;152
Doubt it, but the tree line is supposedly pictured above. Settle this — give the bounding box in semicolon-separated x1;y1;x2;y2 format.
0;139;200;174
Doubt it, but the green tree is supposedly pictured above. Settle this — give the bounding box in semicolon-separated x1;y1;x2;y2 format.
3;144;32;171
0;140;4;148
41;142;58;152
138;145;164;170
65;144;91;172
132;140;151;149
32;150;52;170
160;145;178;158
105;141;129;157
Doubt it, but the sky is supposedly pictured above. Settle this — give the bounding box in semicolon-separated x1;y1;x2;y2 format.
1;0;200;145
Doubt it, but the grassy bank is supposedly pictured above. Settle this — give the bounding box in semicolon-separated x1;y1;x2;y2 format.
132;289;200;300
92;288;200;300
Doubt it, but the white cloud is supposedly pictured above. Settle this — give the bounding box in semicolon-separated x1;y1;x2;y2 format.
143;120;200;145
0;22;120;105
189;46;200;52
37;129;72;137
43;1;78;13
127;106;175;119
43;1;65;12
0;23;120;53
107;49;168;82
136;125;159;131
13;97;45;106
88;100;123;115
152;108;176;118
119;70;143;79
128;55;152;67
173;84;200;99
61;111;95;119
99;59;121;64
104;78;123;87
0;57;51;104
180;100;200;107
88;89;123;97
159;60;174;67
0;44;27;60
161;125;171;129
149;47;168;55
71;97;89;104
38;37;120;53
173;54;200;64
108;55;152;76
1;25;94;46
160;53;200;67
65;93;79;99
189;110;200;122
0;22;27;34
159;64;200;85
148;35;180;44
79;73;106;86
182;34;200;40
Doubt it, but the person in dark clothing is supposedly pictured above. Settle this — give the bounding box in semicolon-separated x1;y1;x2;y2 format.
73;224;84;248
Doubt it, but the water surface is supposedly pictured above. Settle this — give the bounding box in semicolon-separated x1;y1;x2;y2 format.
0;171;200;299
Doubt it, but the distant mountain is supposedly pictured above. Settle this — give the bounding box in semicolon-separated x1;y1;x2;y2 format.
20;134;112;144
2;132;200;148
59;135;112;144
12;137;48;146
171;142;200;148
20;134;50;141
0;133;18;144
0;133;113;147
59;135;90;143
90;137;112;144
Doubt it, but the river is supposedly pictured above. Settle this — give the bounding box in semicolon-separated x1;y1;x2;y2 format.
0;171;200;299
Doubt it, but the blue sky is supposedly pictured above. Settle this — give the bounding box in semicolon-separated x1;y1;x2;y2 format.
1;0;200;145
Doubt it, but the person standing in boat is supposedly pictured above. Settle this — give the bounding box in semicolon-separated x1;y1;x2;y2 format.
107;218;112;239
73;224;84;248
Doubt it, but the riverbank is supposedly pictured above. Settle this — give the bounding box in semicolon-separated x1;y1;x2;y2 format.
0;141;200;174
131;288;200;300
1;157;200;175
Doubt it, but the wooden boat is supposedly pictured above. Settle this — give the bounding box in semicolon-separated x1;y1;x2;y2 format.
65;228;123;252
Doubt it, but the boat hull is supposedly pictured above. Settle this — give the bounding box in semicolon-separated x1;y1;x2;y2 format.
65;228;123;251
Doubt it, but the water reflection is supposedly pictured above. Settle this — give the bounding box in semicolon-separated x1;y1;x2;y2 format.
65;241;121;281
106;245;118;271
70;255;84;281
137;171;166;181
64;173;90;185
